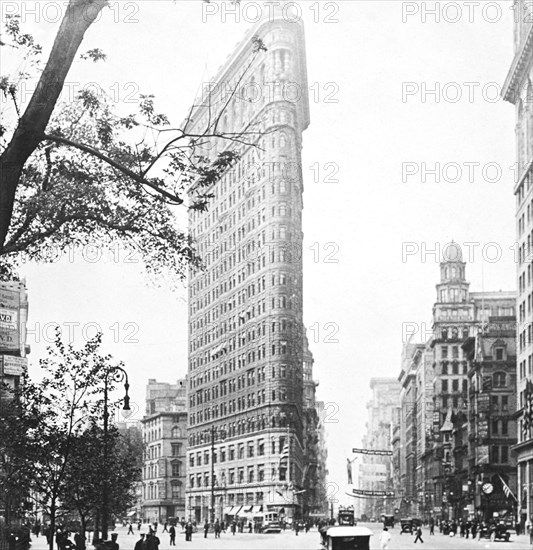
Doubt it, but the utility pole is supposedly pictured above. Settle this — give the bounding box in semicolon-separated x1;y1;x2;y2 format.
210;426;215;525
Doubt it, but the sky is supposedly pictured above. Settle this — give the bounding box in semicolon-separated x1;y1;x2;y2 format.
2;0;519;508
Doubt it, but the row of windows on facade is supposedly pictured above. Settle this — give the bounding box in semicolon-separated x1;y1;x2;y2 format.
144;442;183;460
189;492;265;508
189;346;299;387
189;437;285;467
195;48;295;131
143;482;182;501
518;291;533;319
519;325;533;352
516;94;533;178
190;364;295;403
143;426;184;443
439;288;468;303
190;301;299;351
190;254;301;316
515;159;532;207
194;199;297;268
191;310;297;355
519;353;533;379
190;238;297;299
442;445;509;464
190;324;302;372
189;464;287;489
442;265;465;280
191;138;297;243
188;414;293;446
144;460;182;479
190;390;295;426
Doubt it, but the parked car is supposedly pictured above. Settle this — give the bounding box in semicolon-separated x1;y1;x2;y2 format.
478;522;511;542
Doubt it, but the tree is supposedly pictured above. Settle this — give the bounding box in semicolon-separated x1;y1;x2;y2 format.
0;1;266;279
60;423;143;539
0;330;130;549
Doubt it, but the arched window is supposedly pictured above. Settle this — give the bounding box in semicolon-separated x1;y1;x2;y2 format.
493;372;507;388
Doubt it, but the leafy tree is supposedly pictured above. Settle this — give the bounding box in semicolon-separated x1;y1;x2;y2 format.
0;331;131;549
0;2;266;281
60;422;143;539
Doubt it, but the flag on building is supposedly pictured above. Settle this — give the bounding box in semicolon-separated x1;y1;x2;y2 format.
498;475;517;502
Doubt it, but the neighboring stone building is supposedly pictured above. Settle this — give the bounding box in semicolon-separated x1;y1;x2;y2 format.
359;378;399;519
0;279;30;524
141;379;188;522
502;0;533;527
185;4;310;523
394;243;516;523
462;318;518;521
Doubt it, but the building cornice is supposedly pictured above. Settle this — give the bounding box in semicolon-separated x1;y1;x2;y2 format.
502;24;533;103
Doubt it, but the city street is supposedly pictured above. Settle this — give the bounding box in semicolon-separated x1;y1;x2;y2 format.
27;523;533;550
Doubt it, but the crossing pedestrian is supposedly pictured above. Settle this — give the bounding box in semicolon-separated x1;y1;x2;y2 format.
379;527;391;550
127;524;134;535
414;525;424;544
214;521;221;539
168;526;175;546
203;520;209;538
185;522;193;542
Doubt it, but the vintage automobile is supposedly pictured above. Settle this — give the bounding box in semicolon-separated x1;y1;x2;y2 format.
400;518;414;534
323;526;374;550
477;522;511;542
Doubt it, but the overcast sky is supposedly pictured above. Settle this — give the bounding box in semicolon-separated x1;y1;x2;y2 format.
8;0;518;507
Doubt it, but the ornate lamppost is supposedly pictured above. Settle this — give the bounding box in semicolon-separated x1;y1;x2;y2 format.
102;366;130;541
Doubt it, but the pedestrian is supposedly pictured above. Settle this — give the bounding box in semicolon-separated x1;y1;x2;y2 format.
185;522;193;542
379;527;392;550
134;534;145;550
203;520;209;538
429;520;434;536
295;522;299;536
163;523;168;534
108;533;119;550
414;525;424;544
221;521;226;533
127;524;134;535
214;520;221;539
137;522;141;532
248;521;252;534
145;533;159;550
168;526;175;546
231;521;236;536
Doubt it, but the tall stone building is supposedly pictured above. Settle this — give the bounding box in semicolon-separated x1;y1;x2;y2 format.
462;318;518;521
423;243;515;521
502;0;533;525
141;379;188;522
186;6;310;523
359;378;399;519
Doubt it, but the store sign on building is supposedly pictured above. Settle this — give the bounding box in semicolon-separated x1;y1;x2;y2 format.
1;355;27;376
0;288;20;309
0;307;19;352
478;394;490;412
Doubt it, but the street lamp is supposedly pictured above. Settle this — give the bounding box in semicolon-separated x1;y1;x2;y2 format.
102;366;130;541
210;426;226;525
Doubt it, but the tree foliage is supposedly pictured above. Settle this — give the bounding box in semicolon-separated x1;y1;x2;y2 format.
0;331;137;548
0;2;266;282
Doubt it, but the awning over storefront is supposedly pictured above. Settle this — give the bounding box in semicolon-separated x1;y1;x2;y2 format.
251;506;263;514
242;505;253;513
127;511;136;517
223;507;233;515
228;506;242;516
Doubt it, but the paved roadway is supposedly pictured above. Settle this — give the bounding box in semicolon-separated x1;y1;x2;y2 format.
28;522;533;550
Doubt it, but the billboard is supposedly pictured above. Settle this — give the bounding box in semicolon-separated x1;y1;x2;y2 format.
1;355;27;376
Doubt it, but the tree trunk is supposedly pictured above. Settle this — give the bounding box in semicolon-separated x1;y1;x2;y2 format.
49;499;56;550
0;0;108;253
